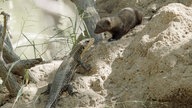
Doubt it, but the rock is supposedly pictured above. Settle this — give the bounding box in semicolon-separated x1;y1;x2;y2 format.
103;3;192;108
29;60;62;83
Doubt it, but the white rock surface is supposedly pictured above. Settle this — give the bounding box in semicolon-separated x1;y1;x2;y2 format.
29;60;62;83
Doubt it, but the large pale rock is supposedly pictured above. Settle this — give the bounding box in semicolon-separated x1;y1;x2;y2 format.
103;3;192;108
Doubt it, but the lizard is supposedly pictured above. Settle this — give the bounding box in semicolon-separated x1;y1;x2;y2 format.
45;38;95;108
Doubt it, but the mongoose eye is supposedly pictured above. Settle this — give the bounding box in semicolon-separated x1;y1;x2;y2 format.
85;40;90;43
104;20;111;26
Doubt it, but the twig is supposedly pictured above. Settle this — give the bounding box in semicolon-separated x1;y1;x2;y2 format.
0;11;9;62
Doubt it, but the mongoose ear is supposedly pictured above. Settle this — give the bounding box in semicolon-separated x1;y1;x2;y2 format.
104;19;111;26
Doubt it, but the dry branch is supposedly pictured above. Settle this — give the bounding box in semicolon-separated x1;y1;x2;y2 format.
71;0;103;43
0;60;20;96
7;58;42;76
0;12;43;96
0;11;20;96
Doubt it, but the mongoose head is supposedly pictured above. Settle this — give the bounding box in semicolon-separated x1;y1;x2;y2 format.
94;18;111;34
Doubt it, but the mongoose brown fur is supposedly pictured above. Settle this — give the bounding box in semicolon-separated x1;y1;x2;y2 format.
94;7;142;41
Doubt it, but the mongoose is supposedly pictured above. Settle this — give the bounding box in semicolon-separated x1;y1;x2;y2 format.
94;7;142;41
